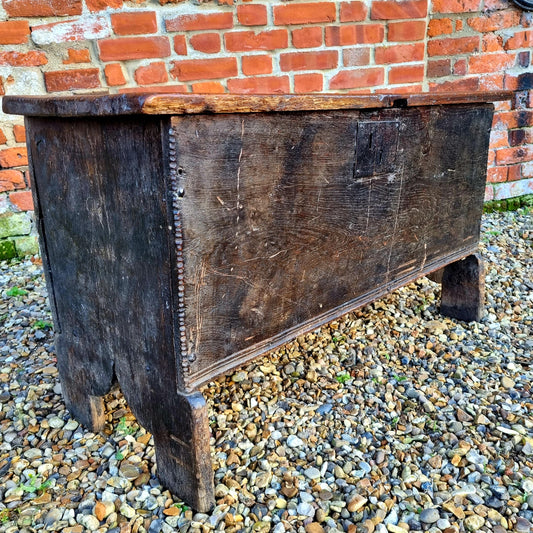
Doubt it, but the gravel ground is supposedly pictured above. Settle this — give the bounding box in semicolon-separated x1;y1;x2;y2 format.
0;209;532;533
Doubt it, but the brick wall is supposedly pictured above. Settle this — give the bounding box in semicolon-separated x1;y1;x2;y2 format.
0;0;532;258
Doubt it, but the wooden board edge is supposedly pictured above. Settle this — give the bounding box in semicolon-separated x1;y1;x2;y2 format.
3;92;512;117
2;94;149;117
142;92;513;115
186;245;478;391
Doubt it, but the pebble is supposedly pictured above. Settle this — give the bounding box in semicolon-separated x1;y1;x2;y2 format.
305;524;324;533
1;210;532;533
347;494;368;513
287;435;304;448
304;467;321;480
419;508;440;524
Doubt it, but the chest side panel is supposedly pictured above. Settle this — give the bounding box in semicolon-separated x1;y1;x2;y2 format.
27;116;182;425
172;105;493;388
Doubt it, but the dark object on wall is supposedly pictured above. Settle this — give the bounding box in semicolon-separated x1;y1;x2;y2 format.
511;0;533;10
3;91;511;512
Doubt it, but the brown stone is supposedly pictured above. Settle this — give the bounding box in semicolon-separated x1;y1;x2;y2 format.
305;524;325;533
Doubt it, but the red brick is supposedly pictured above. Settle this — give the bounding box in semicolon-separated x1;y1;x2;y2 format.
453;58;467;75
294;73;323;92
111;12;157;35
31;17;111;45
340;2;367;22
486;166;508;183
225;30;288;52
503;74;520;91
119;85;187;94
0;170;25;192
63;48;91;64
490;129;509;149
493;110;533;129
0;20;29;44
99;37;170;61
427;36;479;56
228;76;290;94
292;27;323;48
508;128;526;147
0;147;28;168
165;13;233;32
3;0;82;17
86;0;122;11
504;30;533;50
134;61;168;85
191;82;225;94
495;146;533;165
427;58;451;77
174;35;187;55
509;128;533;145
371;0;427;20
431;0;481;13
0;130;6;145
330;67;384;89
469;53;515;74
388;20;426;41
237;4;268;26
44;68;100;92
507;164;522;181
279;50;338;72
479;73;504;91
13;125;25;143
494;101;512;112
467;10;521;32
482;34;504;53
104;63;126;86
190;33;221;53
242;55;272;75
343;48;371;66
325;24;384;46
273;2;336;25
0;51;47;67
429;77;480;92
9;191;33;211
389;64;424;84
170;57;238;82
427;18;453;37
375;43;424;63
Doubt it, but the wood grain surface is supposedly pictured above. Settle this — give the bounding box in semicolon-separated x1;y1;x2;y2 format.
26;114;214;511
3;91;511;117
173;104;494;389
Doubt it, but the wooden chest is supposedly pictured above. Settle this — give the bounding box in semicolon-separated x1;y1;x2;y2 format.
3;92;509;511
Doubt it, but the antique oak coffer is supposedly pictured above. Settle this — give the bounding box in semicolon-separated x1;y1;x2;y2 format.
3;92;510;511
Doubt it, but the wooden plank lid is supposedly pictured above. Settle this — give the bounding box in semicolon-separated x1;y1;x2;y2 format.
3;91;512;117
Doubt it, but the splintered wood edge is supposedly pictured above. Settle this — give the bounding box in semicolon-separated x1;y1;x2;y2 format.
3;92;513;117
141;92;512;115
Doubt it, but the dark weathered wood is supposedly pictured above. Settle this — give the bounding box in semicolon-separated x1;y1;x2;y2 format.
172;104;493;389
441;254;485;321
426;268;444;284
14;94;498;511
3;91;512;117
25;114;214;511
152;391;214;512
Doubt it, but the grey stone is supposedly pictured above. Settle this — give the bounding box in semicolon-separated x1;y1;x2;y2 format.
419;508;440;524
